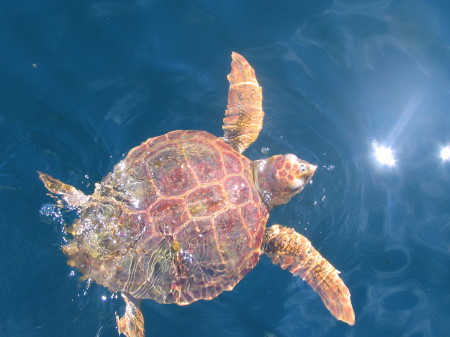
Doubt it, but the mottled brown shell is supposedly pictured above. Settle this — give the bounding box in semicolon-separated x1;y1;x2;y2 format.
66;130;268;304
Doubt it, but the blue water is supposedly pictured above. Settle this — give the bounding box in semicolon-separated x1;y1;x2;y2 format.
1;1;450;336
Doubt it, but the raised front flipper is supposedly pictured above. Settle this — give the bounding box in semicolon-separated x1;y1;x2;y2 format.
116;294;145;337
262;224;355;325
38;172;88;208
222;52;264;153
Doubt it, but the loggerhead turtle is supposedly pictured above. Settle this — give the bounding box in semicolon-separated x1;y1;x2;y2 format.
39;52;355;337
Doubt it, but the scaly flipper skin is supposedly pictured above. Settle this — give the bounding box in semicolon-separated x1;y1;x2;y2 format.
38;172;88;208
222;52;264;153
262;225;355;325
116;294;145;337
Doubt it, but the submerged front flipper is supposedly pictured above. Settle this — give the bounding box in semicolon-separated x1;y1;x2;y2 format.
116;294;145;337
262;224;355;325
38;172;88;208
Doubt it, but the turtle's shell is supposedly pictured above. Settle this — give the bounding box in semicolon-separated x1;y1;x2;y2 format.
68;130;268;304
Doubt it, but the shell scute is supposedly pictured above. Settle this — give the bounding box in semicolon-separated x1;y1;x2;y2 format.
167;130;187;140
116;212;147;241
185;143;225;183
186;185;226;217
175;220;224;279
213;208;250;263
125;142;149;164
148;198;188;234
215;139;235;151
145;133;168;147
241;202;267;246
224;175;250;205
148;148;197;196
222;151;243;174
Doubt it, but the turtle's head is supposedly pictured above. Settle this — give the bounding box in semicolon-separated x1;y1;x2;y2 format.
254;154;316;208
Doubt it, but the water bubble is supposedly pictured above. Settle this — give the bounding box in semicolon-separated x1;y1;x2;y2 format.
326;164;335;171
39;203;64;225
40;203;57;217
260;147;270;155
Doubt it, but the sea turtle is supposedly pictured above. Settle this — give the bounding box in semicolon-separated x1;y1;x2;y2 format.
39;52;355;337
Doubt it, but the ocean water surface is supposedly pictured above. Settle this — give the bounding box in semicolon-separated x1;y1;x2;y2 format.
1;1;449;336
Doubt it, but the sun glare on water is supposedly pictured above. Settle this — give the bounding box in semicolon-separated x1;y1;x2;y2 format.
440;146;450;161
372;141;396;167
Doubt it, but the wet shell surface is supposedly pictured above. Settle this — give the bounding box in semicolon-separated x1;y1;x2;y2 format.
67;130;268;304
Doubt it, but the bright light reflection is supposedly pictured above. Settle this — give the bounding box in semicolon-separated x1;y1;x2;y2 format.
440;146;450;161
372;141;396;167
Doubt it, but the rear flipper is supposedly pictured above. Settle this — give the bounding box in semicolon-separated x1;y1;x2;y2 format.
262;224;355;325
116;294;145;337
38;172;88;208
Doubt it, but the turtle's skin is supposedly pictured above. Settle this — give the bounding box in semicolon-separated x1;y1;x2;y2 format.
39;53;354;337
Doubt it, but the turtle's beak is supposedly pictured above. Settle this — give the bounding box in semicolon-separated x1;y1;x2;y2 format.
292;161;316;190
301;162;316;181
